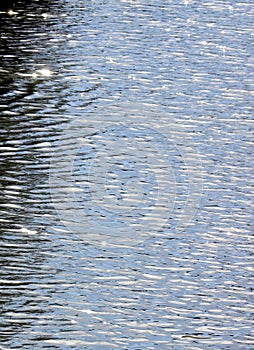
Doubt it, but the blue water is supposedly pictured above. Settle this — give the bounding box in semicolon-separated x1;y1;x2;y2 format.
0;0;253;348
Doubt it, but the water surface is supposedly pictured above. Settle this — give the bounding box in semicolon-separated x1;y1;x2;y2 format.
0;0;253;349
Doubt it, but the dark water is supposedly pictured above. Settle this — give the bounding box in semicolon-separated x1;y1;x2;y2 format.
0;0;253;349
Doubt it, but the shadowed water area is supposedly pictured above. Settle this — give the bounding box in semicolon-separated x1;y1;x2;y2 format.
0;0;253;349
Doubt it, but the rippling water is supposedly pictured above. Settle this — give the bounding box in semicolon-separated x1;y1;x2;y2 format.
0;0;253;349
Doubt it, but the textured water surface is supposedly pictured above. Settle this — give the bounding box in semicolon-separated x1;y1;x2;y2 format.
0;0;253;349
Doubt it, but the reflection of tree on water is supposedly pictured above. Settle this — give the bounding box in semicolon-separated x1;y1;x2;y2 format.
0;123;54;343
0;0;52;10
0;0;56;96
0;0;65;345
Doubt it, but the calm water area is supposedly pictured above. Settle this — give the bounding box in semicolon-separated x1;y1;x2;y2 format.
0;0;253;349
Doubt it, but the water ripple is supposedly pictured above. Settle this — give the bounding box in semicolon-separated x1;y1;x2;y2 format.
0;0;253;349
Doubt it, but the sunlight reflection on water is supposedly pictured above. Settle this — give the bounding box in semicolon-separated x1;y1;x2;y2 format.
0;0;253;349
